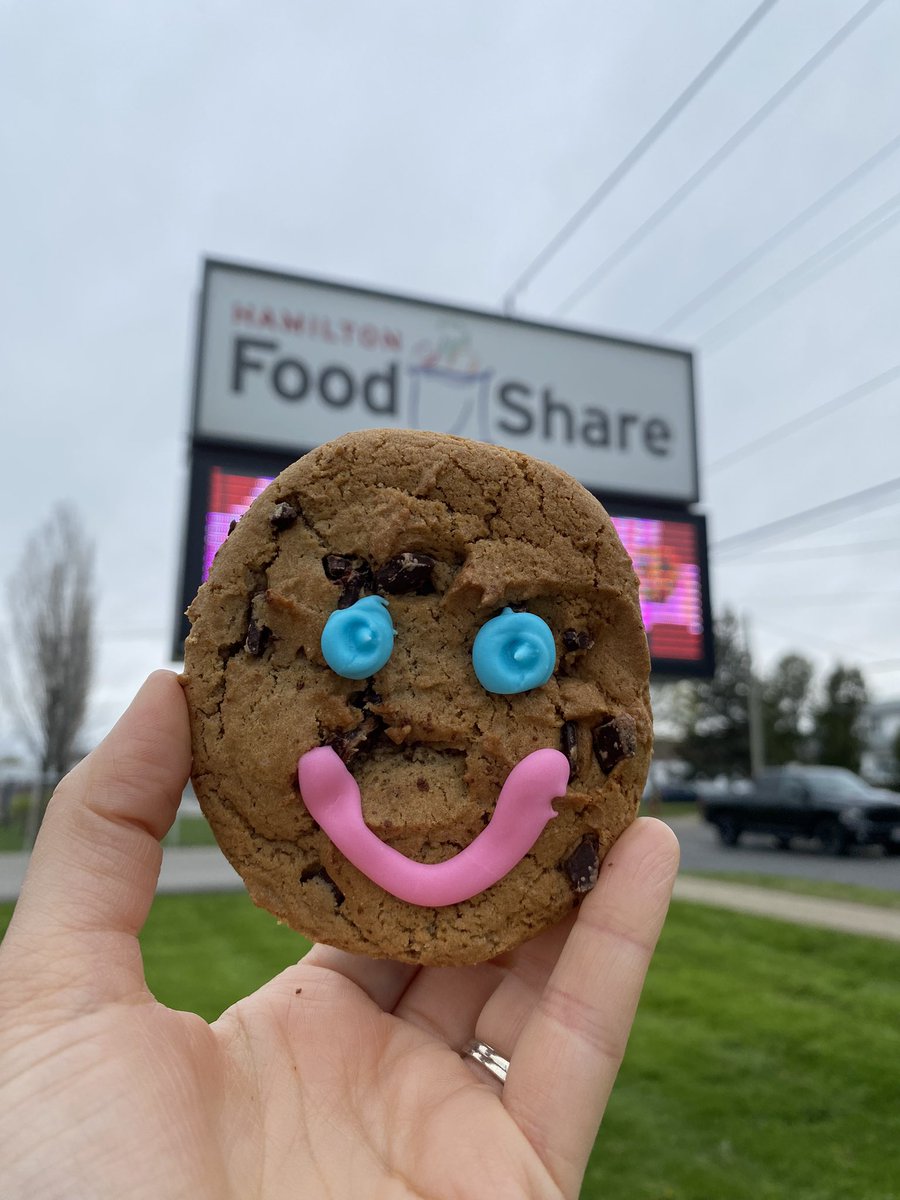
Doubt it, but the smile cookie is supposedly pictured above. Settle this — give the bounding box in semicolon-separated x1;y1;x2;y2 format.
181;429;651;965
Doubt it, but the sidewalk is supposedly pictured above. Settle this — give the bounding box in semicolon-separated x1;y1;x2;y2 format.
674;875;900;943
0;847;243;904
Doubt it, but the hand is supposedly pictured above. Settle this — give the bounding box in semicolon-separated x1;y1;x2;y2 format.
0;671;679;1200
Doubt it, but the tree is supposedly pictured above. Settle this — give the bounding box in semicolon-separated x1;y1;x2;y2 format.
675;610;755;779
812;665;868;773
1;505;95;845
761;652;815;765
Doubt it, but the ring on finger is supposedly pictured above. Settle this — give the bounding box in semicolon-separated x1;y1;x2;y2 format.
460;1038;509;1085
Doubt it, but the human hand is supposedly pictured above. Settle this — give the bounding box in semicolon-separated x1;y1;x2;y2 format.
0;671;679;1199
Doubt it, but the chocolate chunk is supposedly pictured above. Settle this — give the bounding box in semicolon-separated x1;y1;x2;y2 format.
348;683;382;709
562;835;600;895
322;554;355;581
560;721;579;775
337;565;374;609
375;552;436;595
244;615;271;656
327;712;383;763
299;866;345;907
270;501;299;530
321;555;374;608
592;714;637;775
227;518;238;536
562;629;594;652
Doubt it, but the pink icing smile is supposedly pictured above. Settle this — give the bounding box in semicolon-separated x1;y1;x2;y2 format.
297;747;569;907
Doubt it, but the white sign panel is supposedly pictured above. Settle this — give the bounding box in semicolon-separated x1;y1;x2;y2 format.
194;261;698;503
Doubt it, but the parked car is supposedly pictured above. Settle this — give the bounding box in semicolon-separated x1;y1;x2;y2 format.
659;782;700;805
700;765;900;856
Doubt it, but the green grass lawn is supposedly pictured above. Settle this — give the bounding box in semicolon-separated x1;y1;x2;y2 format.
0;823;27;852
685;870;900;911
140;892;309;1019
593;902;900;1200
1;894;897;1199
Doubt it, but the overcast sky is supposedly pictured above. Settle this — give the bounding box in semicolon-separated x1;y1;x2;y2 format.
2;0;899;750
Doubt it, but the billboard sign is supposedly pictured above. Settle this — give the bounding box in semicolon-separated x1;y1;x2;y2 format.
193;260;698;504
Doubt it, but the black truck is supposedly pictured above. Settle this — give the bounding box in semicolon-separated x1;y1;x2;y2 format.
700;765;900;856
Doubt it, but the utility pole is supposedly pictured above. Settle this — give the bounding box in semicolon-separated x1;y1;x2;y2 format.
743;611;766;778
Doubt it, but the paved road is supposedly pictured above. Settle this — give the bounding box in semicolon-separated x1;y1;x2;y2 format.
666;813;900;891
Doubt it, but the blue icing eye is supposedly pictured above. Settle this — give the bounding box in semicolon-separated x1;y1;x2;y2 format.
321;595;395;680
472;607;556;695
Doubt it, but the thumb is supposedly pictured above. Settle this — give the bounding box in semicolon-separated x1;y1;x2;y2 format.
2;671;192;997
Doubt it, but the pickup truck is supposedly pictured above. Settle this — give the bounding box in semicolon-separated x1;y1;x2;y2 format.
700;766;900;856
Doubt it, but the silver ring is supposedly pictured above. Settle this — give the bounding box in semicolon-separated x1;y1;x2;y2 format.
461;1038;509;1085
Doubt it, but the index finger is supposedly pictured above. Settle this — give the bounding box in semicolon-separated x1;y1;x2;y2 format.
502;818;679;1198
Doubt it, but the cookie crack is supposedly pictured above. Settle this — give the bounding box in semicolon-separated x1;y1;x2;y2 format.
282;495;329;553
213;788;309;859
452;458;501;534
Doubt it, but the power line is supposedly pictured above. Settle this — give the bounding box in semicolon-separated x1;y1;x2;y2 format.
500;0;781;313
714;538;900;564
751;614;897;666
713;474;900;556
654;131;900;334
698;188;900;348
554;0;887;317
742;592;900;605
707;362;900;473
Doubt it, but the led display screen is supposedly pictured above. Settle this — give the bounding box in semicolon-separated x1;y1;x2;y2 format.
203;467;274;578
610;515;706;665
177;452;712;675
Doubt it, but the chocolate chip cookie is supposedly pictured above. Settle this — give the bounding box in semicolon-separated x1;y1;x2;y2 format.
181;429;651;965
